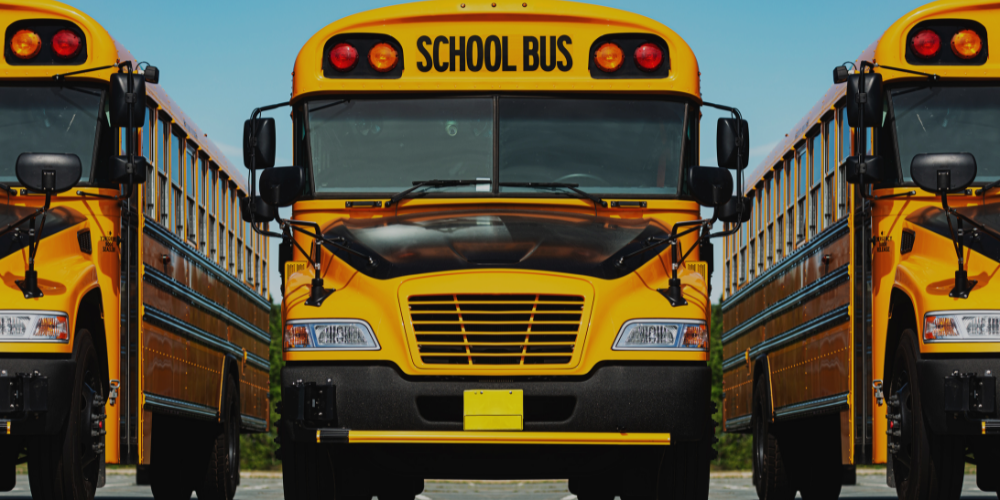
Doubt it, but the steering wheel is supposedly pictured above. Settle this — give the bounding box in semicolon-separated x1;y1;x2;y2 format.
554;173;610;186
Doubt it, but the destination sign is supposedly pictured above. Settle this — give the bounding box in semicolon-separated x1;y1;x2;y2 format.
416;35;572;73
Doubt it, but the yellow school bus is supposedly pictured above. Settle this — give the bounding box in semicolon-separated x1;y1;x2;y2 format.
240;0;751;498
722;1;1000;499
0;2;270;499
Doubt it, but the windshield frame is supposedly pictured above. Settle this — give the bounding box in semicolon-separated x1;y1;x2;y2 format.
298;93;697;201
882;81;1000;188
0;82;106;188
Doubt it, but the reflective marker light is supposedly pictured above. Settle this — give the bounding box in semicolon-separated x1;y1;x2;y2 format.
951;29;983;59
0;312;69;342
912;29;941;59
284;320;379;350
924;311;1000;342
10;30;42;60
51;29;81;59
594;42;624;73
634;43;663;72
329;43;359;72
613;320;708;351
368;43;398;72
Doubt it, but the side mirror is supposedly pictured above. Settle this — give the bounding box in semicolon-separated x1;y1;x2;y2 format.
845;73;882;129
686;166;733;207
910;153;977;194
141;65;160;85
109;73;146;128
714;195;753;224
845;155;886;185
717;118;749;170
16;153;82;194
243;118;276;169
240;195;277;223
259;166;306;207
109;156;148;185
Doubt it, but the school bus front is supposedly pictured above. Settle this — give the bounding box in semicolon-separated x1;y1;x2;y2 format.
270;1;721;499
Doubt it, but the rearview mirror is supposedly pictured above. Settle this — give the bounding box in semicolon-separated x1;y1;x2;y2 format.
845;155;886;185
109;73;146;128
714;195;753;224
15;153;82;194
259;166;306;207
845;73;882;129
911;153;977;194
686;166;733;207
243;118;276;169
240;195;277;223
717;118;749;170
109;156;148;185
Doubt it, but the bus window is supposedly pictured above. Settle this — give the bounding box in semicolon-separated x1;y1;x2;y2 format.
199;156;208;253
824;119;835;226
809;134;820;238
172;131;183;237
775;167;783;260
785;156;794;255
186;144;196;245
218;176;227;266
209;167;217;260
838;107;848;218
144;108;155;219
796;147;807;243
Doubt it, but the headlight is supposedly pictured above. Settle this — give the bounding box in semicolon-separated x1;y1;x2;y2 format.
613;320;708;351
0;312;69;342
924;311;1000;342
283;320;379;350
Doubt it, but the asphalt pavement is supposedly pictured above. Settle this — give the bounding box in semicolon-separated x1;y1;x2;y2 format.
0;472;996;499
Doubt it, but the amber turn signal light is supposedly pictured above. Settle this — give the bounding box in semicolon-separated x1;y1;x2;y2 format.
594;42;624;73
951;29;982;59
10;29;42;60
368;43;398;72
329;43;359;72
911;29;941;59
51;29;81;59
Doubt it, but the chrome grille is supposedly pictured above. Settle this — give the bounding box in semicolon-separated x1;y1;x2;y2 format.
408;294;584;366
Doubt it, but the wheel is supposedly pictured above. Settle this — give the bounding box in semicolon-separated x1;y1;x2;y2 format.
887;331;964;500
196;377;241;500
27;330;104;500
279;423;335;500
150;414;196;499
0;437;19;492
646;407;714;500
796;414;842;500
752;378;795;500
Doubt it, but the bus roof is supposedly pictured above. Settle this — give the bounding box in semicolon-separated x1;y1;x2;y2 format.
291;0;699;101
745;0;1000;194
0;0;247;190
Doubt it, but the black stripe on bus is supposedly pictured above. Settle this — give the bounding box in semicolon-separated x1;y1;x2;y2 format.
722;218;849;314
143;306;269;372
143;392;218;421
774;392;850;421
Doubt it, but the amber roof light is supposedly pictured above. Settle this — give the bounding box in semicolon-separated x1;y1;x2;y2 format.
594;42;624;72
368;43;398;72
10;29;42;60
951;29;983;59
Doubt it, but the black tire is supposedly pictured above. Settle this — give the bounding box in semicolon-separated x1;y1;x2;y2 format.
196;377;241;500
279;424;335;500
27;330;104;500
647;407;713;500
0;437;18;492
752;378;795;500
796;413;843;500
150;414;196;500
888;331;964;500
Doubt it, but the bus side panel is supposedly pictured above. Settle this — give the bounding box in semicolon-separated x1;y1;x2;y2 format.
141;323;225;408
722;367;753;427
768;322;850;410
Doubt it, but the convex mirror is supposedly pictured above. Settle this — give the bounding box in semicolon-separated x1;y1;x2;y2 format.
16;153;82;194
911;153;977;194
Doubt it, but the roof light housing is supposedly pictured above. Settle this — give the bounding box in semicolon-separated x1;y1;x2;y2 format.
322;34;404;79
5;21;87;65
906;21;988;65
588;35;669;79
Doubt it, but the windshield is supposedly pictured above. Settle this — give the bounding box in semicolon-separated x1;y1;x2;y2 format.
0;85;103;184
307;96;689;196
891;85;1000;183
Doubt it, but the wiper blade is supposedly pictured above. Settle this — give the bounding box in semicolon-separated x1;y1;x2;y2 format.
499;182;606;207
386;179;490;207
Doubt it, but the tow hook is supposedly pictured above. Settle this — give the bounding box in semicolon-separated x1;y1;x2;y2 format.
108;379;120;407
873;379;884;407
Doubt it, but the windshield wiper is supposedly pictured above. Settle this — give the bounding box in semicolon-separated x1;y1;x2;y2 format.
976;178;1000;197
0;183;15;196
499;182;606;207
385;179;490;207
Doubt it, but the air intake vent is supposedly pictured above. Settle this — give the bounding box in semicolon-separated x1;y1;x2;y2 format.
408;294;584;367
77;230;91;254
900;229;915;254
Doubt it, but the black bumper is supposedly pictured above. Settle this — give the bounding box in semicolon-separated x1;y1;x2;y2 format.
917;355;1000;435
281;361;710;442
0;356;75;435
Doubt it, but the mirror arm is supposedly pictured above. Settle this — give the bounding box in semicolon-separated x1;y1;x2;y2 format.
14;193;52;299
938;193;977;299
875;64;939;81
862;190;916;202
52;64;117;81
76;190;119;201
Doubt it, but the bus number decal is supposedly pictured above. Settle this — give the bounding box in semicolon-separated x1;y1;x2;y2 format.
416;35;571;73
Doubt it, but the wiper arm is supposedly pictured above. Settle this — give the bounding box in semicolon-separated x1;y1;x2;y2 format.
498;182;606;207
976;179;1000;197
385;179;490;207
0;183;16;196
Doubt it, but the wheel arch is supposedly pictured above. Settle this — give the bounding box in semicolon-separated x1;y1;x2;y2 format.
752;356;771;419
75;287;109;395
883;287;918;392
220;354;242;423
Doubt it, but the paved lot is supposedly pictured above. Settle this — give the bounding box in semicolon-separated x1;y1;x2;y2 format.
0;473;996;499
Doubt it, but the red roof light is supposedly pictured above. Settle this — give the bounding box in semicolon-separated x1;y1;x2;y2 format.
51;29;81;59
912;29;941;59
329;43;359;72
634;43;663;72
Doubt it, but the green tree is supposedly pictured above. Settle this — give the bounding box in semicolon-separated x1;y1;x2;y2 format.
239;303;284;470
710;303;752;470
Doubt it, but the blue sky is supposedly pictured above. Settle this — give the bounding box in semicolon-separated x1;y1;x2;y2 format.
70;0;920;303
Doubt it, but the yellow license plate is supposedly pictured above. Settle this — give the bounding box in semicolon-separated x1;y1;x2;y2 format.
463;390;523;431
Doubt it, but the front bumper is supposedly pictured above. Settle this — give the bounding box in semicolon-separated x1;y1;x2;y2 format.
0;356;75;435
280;361;710;444
917;355;1000;435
